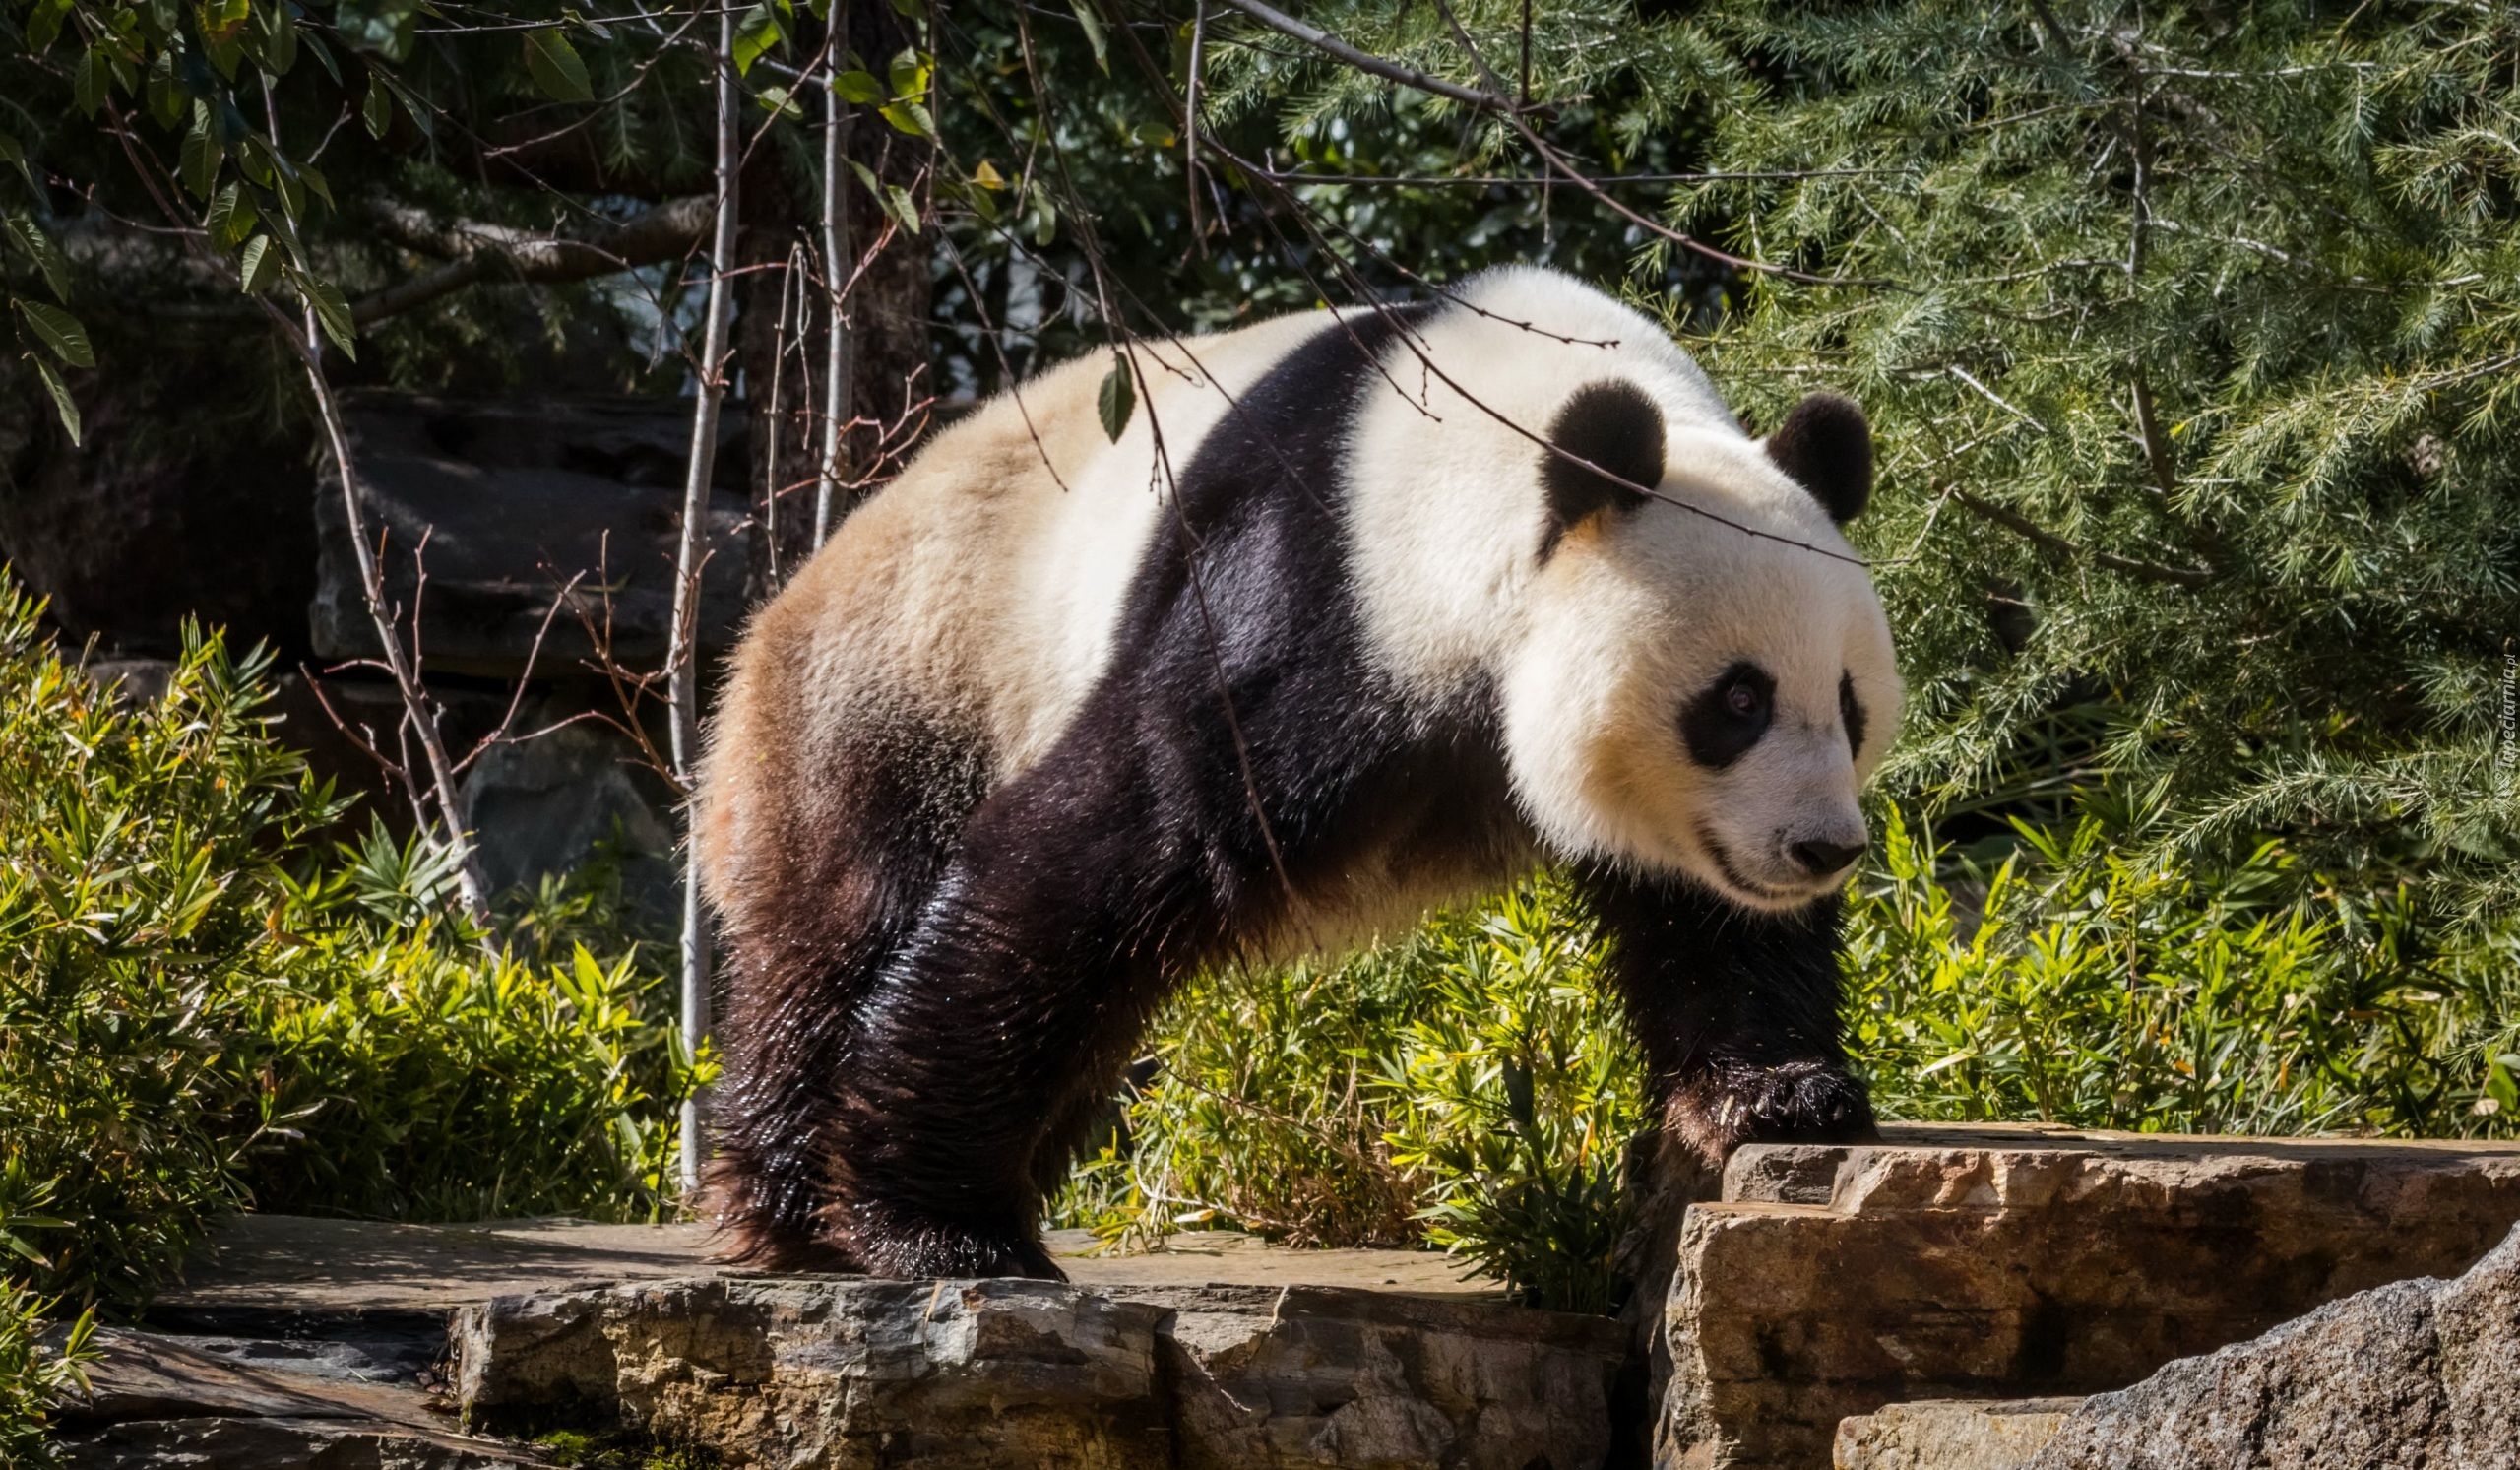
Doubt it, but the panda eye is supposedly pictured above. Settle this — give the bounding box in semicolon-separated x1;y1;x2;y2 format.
1679;662;1775;769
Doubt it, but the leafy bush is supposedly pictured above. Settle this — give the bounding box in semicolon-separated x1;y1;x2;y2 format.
0;1178;94;1467
1850;800;2520;1141
0;580;703;1319
1056;878;1642;1311
1375;881;1642;1315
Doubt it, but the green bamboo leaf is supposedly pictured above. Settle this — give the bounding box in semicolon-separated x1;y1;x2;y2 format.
523;28;594;104
31;352;80;444
1098;352;1135;442
362;75;394;139
18;299;94;368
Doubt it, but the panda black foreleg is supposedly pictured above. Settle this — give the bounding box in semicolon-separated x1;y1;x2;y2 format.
1574;863;1877;1168
811;766;1217;1279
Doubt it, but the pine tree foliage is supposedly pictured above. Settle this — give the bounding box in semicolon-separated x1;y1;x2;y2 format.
1670;2;2520;918
1205;0;2517;919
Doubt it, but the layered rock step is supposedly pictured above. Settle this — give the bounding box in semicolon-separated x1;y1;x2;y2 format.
130;1126;2520;1469
456;1276;1631;1470
1645;1123;2520;1469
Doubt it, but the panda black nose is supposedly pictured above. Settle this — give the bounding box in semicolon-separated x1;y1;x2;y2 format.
1789;838;1865;877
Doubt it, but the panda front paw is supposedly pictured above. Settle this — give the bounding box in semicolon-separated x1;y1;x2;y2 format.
1669;1058;1878;1169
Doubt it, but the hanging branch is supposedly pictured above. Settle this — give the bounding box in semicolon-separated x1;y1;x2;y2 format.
99;93;494;926
668;4;744;1200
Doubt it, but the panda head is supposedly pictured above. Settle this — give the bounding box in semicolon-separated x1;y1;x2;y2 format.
1497;378;1901;912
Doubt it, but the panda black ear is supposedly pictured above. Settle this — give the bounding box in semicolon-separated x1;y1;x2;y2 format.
1765;392;1873;524
1542;379;1665;547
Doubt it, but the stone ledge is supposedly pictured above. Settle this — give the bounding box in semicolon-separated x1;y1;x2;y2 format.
1650;1123;2520;1469
52;1326;528;1470
1832;1398;2081;1470
455;1274;1630;1470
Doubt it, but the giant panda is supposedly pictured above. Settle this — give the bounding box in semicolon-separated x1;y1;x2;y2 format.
696;266;1902;1279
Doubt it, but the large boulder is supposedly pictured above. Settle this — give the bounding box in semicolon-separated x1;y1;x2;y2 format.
310;393;752;679
2025;1220;2520;1469
1641;1124;2520;1468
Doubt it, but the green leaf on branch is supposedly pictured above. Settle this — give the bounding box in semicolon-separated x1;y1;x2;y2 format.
238;235;280;294
199;0;252;44
26;0;69;55
732;4;787;78
887;50;930;98
0;133;31;196
31;354;80;444
299;274;358;358
1069;1;1108;73
259;5;300;75
877;100;934;140
362;76;395;139
831;69;884;105
206;182;257;251
1098;352;1135;442
848;158;919;233
73;49;108;118
523;28;594;104
18;299;94;369
5;217;71;302
181;107;223;200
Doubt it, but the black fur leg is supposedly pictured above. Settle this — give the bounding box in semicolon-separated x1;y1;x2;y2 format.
813;743;1221;1280
1575;863;1876;1169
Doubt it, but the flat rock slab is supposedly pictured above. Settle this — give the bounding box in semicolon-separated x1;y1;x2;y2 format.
52;1326;530;1469
1833;1399;2081;1469
455;1274;1629;1470
164;1217;1498;1315
1650;1123;2520;1469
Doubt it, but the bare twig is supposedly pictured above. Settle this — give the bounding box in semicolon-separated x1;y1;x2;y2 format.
668;6;743;1199
1212;0;1530;114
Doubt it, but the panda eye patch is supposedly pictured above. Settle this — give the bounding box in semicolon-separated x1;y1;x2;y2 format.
1840;671;1868;757
1680;662;1775;769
